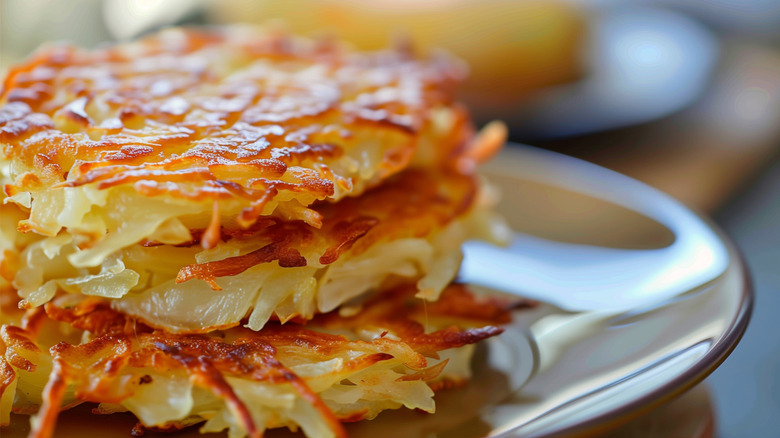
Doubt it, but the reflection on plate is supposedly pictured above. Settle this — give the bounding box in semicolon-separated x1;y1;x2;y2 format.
4;145;751;437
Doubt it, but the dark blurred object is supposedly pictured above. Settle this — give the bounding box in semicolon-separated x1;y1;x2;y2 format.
210;0;586;126
534;40;780;213
512;6;718;139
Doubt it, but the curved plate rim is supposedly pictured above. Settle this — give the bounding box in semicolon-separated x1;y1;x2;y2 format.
490;145;755;437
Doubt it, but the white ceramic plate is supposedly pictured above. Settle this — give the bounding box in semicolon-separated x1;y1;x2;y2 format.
5;144;752;437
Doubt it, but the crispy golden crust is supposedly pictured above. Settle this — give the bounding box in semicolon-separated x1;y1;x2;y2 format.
1;284;520;438
176;168;476;289
0;26;470;228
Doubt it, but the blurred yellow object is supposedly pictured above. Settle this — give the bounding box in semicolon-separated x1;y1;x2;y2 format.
212;0;585;121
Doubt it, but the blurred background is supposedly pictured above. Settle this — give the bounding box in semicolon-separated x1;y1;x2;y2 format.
1;1;779;436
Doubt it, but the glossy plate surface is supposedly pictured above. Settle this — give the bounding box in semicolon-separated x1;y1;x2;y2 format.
5;144;752;437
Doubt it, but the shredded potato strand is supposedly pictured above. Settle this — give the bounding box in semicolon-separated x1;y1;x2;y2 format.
0;284;526;438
